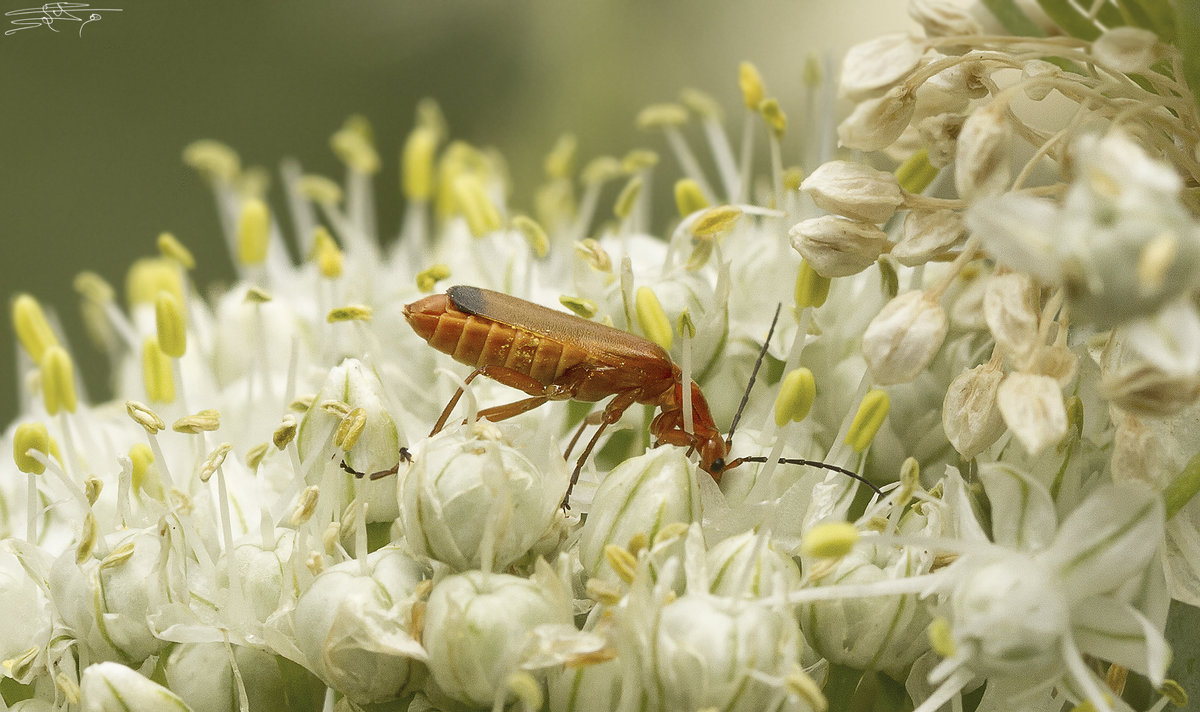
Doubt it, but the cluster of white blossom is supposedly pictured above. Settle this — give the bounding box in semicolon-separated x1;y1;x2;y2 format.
3;1;1200;711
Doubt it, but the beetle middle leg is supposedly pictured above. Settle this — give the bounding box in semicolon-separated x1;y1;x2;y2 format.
431;365;578;435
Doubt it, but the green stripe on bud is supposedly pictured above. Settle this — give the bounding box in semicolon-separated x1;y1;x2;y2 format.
774;368;816;426
635;287;673;350
846;389;890;453
416;264;451;293
794;260;831;309
12;293;59;362
156;232;196;270
800;521;859;558
13;421;50;475
402;126;438;201
142;338;174;404
155;292;187;358
511;215;549;258
1165;450;1200;519
674;178;709;217
614;175;644;220
895;149;938;193
738;61;766;110
41;345;78;415
237;198;271;266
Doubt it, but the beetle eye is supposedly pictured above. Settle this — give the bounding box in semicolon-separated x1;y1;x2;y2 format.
710;457;725;473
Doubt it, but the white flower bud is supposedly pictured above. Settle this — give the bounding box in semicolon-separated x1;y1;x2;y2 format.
797;550;931;677
547;659;624;712
400;428;566;571
916;112;965;168
894;208;966;265
1093;27;1160;74
800;160;904;224
838;85;918;151
641;595;807;712
80;662;192;712
996;372;1067;455
0;549;48;684
578;448;700;581
862;291;948;385
789;216;886;278
908;0;982;37
1102;365;1200;417
942;361;1007;459
706;530;802;598
840;34;926;101
983;273;1040;367
164;643;290;712
955;101;1011;198
297;358;402;521
424;569;573;708
293;546;428;704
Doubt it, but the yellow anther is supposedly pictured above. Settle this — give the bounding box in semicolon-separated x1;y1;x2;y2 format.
511;215;549;258
298;175;343;205
73;272;115;304
452;174;503;237
41;346;77;415
129;442;160;497
75;512;97;564
142;338;175;404
245;442;270;470
506;671;543;712
604;545;638;583
846;389;891;453
126;401;165;434
738;61;766;110
198;442;233;483
290;395;314;412
581;156;623;186
774;368;816;426
402;126;438;201
677;309;696;340
620;150;659;174
155;291;187;358
416;264;451;293
311;226;343;279
1138;233;1178;291
691;205;743;238
614;175;644;220
331;116;376;174
182;140;240;181
927;617;957;658
803;53;822;87
13;421;50;475
679;88;722;119
237;166;271;200
273;414;298;450
635;286;673;351
291;486;320;526
795;260;831;309
335;407;368;451
12;293;59;363
173;409;221;434
800;521;859;558
576;239;613;272
244;287;273;304
559;295;597;319
626;531;649;556
652;521;690;548
635;103;689;130
155;232;195;270
759;98;787;138
327;305;373;322
237;198;271;266
320;399;352;418
783;166;805;192
84;476;102;506
1157;680;1187;708
674;178;709;217
415;97;448;142
585;578;624;606
544;133;577;180
897;457;920;505
4;647;40;684
435;142;492;219
99;541;136;569
126;257;183;307
895;149;938;194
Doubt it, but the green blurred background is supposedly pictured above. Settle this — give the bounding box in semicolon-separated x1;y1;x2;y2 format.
0;0;906;427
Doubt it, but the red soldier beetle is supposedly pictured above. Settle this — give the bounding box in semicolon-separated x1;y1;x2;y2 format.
347;285;881;505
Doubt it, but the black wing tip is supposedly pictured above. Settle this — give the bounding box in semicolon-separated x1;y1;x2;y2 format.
446;285;486;315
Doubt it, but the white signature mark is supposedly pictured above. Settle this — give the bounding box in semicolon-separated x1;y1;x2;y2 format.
5;2;121;37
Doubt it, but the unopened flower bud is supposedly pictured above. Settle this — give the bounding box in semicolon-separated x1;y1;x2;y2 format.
800;161;904;224
80;662;191;712
862;290;948;385
997;372;1067;455
908;0;982;37
1093;27;1159;74
983;273;1040;367
955;101;1011;199
916;112;965;168
840;33;925;100
789;216;886;278
706;530;802;597
943;361;1007;459
894;208;966;265
838;85;917;151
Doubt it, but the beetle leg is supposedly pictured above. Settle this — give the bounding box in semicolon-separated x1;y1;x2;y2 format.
564;410;604;460
564;390;638;508
430;368;486;436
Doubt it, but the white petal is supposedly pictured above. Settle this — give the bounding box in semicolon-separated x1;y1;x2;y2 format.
997;373;1067;455
978;462;1057;551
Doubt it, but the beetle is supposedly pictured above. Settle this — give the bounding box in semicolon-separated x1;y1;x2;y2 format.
390;285;880;505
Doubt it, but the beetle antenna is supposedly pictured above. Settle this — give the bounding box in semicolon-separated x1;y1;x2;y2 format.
732;455;884;497
725;303;782;448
